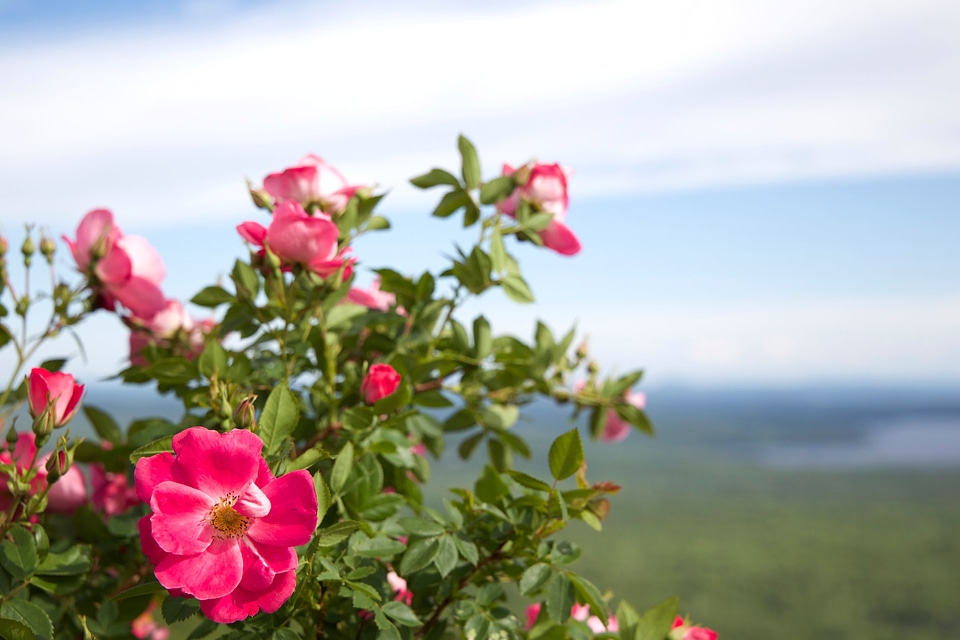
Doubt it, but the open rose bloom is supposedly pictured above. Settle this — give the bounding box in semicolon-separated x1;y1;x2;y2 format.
262;154;365;216
498;162;581;256
135;427;318;623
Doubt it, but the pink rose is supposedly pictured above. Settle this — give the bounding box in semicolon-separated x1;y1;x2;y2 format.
525;603;541;630
497;162;581;256
0;432;45;514
64;209;166;319
238;201;352;279
27;368;84;431
135;427;318;624
129;302;217;366
361;363;401;404
672;616;719;640
41;453;88;514
262;154;364;216
572;381;645;442
386;570;413;606
346;277;396;312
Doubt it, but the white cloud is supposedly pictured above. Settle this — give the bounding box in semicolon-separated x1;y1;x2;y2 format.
0;0;958;228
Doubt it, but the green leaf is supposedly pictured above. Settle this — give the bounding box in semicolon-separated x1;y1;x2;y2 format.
458;432;484;460
475;464;510;504
129;435;173;463
444;408;476;432
479;175;516;205
457;134;481;190
615;403;655;436
506;470;552;492
0;600;53;640
398;537;439;575
231;259;260;300
0;525;37;579
434;534;458;577
366;215;390;231
410;168;460;189
186;618;219;640
548;428;584;481
83;405;122;446
355;536;406;558
0;619;34;640
520;563;552;596
432;189;470;218
635;597;680;640
615;600;641;640
330;441;354;494
373;611;402;640
546;573;575;624
398;517;445;537
272;629;301;640
190;285;234;307
196;340;227;379
501;274;535;303
473;315;492;359
113;580;167;600
569;573;608;625
489;228;507;273
161;596;199;624
452;533;479;566
315;521;362;547
481;404;518;430
259;382;299;456
382;600;422;627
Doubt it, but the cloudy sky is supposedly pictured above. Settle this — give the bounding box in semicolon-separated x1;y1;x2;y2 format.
1;0;958;388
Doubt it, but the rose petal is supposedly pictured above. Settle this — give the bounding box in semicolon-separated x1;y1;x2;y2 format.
245;470;318;547
135;452;175;503
539;220;581;256
155;537;242;599
150;482;215;555
170;428;263;499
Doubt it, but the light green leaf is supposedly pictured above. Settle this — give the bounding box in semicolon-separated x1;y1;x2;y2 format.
635;596;680;640
398;537;439;575
501;274;535;303
314;473;332;522
0;600;53;640
197;340;227;379
410;168;461;189
506;470;552;492
457;134;481;190
129;435;173;463
190;285;234;307
434;535;458;577
520;563;552;596
330;441;354;494
382;600;422;627
398;517;445;537
259;382;299;456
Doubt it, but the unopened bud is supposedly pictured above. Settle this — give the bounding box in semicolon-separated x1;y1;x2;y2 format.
249;187;273;210
234;396;258;431
0;235;8;256
31;408;54;441
513;163;532;186
554;389;571;403
21;234;35;267
263;245;281;272
45;449;70;482
6;424;18;445
40;235;56;263
587;360;599;375
576;339;589;360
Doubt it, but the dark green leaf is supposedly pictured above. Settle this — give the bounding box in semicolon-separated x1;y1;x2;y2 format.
635;597;680;640
479;175;516;205
196;340;227;379
399;537;439;575
330;441;354;493
231;259;260;299
434;535;458;577
616;403;655;436
452;533;479;566
314;473;332;522
161;596;199;624
548;428;584;481
432;190;470;218
398;517;445;537
382;600;422;627
0;599;52;640
546;573;575;624
0;525;37;579
355;536;406;558
315;521;362;547
0;618;34;640
475;464;510;504
366;215;390;231
458;432;484;460
113;580;167;600
506;470;552;492
569;573;608;625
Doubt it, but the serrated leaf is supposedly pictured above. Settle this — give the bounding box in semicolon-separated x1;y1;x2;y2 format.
187;618;220;640
569;573;608;625
354;536;406;558
398;537;439;575
520;563;552;596
452;533;479;566
398;517;445;537
457;134;481;189
434;535;458;577
489;228;507;274
129;435;173;463
314;472;332;522
259;382;299;456
548;428;584;481
83;406;122;446
506;470;552;492
315;521;362;547
0;600;53;640
0;618;34;640
382;600;422;627
432;190;470;218
113;580;167;600
161;596;199;624
330;441;354;493
410;168;460;189
546;573;575;624
0;525;37;579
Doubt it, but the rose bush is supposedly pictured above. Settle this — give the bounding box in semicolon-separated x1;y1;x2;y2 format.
0;135;716;639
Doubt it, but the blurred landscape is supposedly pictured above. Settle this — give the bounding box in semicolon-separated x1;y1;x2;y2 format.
65;382;960;640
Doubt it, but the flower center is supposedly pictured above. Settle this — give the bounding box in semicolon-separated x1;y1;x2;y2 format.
208;495;250;539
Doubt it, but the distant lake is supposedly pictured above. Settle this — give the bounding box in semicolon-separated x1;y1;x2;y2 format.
757;416;960;469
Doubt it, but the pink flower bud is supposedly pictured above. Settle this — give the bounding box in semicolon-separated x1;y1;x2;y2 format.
360;363;401;404
497;162;581;256
27;368;84;431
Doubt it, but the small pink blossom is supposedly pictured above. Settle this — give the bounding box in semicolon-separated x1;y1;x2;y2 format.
573;381;645;443
386;570;413;606
346;277;396;312
129;302;216;366
27;368;84;431
91;464;140;516
238;201;353;279
497;162;581;256
572;602;618;633
361;363;401;404
131;601;169;640
262;154;365;216
64;209;166;319
525;603;541;630
135;427;318;623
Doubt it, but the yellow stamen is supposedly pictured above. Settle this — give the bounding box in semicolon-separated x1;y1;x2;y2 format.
207;494;250;539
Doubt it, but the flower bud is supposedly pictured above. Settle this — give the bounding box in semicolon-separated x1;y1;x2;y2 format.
587;360;599;375
0;235;8;256
5;424;18;446
248;186;273;210
45;449;70;482
40;235;56;264
263;245;282;272
576;339;589;360
234;396;258;431
21;234;35;267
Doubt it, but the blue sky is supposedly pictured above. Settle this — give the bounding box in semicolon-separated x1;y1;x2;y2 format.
1;0;958;388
